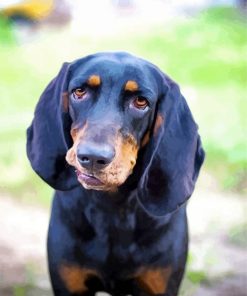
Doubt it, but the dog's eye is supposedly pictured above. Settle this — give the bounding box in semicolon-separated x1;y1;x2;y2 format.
132;97;149;110
72;88;87;100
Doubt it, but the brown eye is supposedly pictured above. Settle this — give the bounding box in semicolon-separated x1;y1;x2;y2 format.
73;88;87;99
133;97;149;110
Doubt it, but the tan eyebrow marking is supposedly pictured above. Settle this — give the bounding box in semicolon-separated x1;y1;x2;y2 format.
124;80;139;92
87;75;101;87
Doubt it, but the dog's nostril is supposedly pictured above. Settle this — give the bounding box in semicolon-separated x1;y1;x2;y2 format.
77;155;91;168
81;157;90;162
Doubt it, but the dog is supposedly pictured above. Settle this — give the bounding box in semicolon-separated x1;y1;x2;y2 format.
27;52;205;296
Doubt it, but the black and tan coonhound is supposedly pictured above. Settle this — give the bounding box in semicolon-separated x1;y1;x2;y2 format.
27;52;205;296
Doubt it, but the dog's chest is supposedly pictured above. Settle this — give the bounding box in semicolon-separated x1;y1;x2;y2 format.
82;199;169;268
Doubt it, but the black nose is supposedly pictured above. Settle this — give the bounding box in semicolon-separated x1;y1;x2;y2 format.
77;143;115;169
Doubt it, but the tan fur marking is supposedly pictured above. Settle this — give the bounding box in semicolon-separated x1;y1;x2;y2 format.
87;75;101;87
136;266;172;295
124;80;139;92
59;264;98;293
66;124;87;165
62;92;69;112
93;133;138;191
154;114;164;136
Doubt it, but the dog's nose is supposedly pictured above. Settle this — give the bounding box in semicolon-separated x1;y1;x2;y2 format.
77;143;115;169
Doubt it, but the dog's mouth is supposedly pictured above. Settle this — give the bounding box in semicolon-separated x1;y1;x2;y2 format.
76;170;104;187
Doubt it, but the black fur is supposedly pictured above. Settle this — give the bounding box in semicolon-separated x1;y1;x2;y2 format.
27;52;205;296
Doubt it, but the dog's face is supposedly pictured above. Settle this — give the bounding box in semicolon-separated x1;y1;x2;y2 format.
65;53;158;191
27;51;204;215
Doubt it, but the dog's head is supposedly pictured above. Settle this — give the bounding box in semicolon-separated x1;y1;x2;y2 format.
27;52;205;216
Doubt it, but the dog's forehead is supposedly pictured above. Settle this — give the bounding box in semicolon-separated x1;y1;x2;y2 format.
70;53;157;86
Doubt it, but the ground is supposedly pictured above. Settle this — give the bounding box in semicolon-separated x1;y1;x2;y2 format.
0;173;246;296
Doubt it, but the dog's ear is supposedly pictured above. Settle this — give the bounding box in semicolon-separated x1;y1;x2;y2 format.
26;63;78;190
137;75;205;217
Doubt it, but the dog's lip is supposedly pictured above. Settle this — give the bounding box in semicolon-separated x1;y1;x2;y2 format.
76;170;104;187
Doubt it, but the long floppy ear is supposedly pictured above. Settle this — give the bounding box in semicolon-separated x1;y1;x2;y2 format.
137;75;205;217
26;63;78;190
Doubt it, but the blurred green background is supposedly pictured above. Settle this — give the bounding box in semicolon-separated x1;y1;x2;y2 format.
0;1;246;295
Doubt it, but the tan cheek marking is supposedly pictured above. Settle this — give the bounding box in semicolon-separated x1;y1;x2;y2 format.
124;80;139;92
59;264;99;294
115;133;138;175
154;114;164;136
66;148;76;165
135;266;172;295
99;133;138;191
70;128;78;142
66;123;88;167
87;75;101;87
121;136;139;169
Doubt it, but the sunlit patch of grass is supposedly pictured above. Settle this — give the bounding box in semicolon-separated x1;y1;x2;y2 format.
187;270;208;284
13;285;51;296
13;286;27;296
180;266;209;296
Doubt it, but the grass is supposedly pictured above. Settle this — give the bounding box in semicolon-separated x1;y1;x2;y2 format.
0;6;246;205
228;222;247;248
